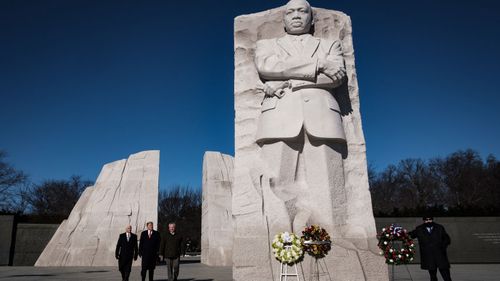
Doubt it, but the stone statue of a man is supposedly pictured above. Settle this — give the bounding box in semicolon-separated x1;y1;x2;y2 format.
255;0;348;235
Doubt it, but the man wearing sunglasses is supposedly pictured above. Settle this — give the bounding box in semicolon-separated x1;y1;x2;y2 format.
409;216;452;281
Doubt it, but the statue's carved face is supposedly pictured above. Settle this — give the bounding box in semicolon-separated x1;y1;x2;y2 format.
284;0;312;35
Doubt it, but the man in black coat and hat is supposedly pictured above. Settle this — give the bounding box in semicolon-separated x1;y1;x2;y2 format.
409;216;452;281
139;221;161;281
115;225;138;281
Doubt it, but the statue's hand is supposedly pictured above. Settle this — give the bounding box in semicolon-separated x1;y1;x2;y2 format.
263;81;290;98
318;59;345;82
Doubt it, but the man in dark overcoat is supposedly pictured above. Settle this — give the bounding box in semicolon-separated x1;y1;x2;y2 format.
409;216;452;281
139;221;161;281
115;225;138;281
161;222;183;281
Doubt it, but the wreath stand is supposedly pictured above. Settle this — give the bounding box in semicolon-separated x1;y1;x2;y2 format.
389;263;414;281
278;245;300;281
387;240;414;281
378;225;416;281
304;240;332;281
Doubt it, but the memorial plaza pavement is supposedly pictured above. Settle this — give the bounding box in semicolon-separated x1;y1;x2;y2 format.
0;257;499;281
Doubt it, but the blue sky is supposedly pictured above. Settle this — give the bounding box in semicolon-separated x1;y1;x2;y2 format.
1;0;499;190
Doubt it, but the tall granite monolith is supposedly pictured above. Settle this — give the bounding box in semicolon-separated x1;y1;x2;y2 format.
201;151;234;266
232;2;388;280
35;150;159;266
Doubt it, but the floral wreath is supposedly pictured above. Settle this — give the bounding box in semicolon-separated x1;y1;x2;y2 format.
301;225;331;258
272;232;304;264
377;224;416;265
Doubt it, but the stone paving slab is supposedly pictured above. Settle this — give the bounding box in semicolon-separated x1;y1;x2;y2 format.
0;260;499;281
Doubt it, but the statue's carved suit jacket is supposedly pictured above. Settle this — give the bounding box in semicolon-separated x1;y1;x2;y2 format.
254;34;346;143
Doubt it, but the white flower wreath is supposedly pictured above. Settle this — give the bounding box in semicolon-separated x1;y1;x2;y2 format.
271;232;304;264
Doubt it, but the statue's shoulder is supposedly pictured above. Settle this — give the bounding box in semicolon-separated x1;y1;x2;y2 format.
317;37;339;47
317;36;343;53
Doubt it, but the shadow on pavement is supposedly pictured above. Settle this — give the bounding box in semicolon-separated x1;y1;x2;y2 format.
156;279;214;281
7;274;55;277
180;259;201;264
159;259;200;265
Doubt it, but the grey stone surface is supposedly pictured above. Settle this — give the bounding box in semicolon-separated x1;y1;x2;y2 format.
201;152;234;266
0;215;15;266
233;2;386;280
1;261;499;281
12;224;58;266
35;150;160;266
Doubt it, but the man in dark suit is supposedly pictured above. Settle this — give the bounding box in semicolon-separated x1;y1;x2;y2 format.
139;221;161;281
161;222;183;281
410;216;452;281
115;225;138;281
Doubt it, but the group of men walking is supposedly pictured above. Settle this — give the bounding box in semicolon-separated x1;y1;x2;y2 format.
115;222;183;281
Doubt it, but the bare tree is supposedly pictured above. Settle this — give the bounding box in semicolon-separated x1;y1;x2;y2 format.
158;185;202;251
370;164;400;215
485;154;500;208
25;175;93;216
0;150;28;213
397;158;444;209
434;149;487;208
370;149;500;216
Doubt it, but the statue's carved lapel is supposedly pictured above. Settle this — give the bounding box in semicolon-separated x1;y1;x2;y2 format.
303;36;320;58
277;36;298;56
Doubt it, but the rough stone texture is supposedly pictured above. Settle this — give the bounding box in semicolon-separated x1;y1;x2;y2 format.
201;152;234;266
13;223;58;266
35;150;159;266
233;6;388;281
